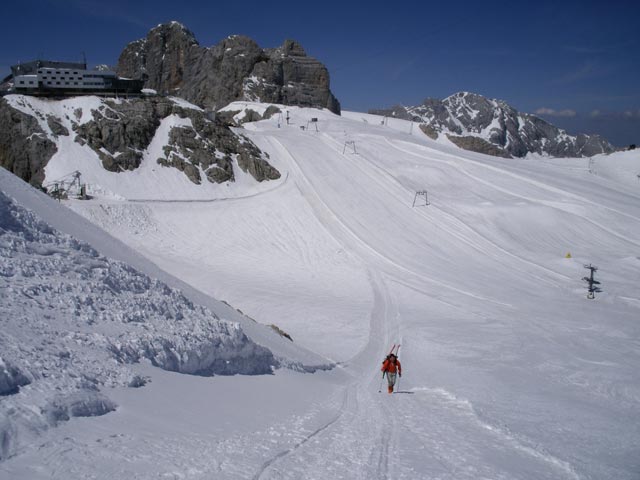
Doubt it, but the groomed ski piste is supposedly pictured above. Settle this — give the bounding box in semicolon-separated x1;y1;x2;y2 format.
1;96;640;479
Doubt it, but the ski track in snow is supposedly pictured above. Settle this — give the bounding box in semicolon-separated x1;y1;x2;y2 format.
241;129;586;479
263;135;513;309
332;134;573;288
253;269;398;480
386;138;640;248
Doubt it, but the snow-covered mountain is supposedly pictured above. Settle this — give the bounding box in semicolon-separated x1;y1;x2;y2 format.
370;91;615;158
1;99;639;479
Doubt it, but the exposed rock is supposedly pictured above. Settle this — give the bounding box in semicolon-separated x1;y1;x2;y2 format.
0;98;57;187
0;358;31;396
70;96;279;184
419;124;438;140
117;22;340;114
2;94;279;187
242;109;264;124
74;100;162;172
46;116;69;137
263;105;282;119
446;135;512;158
43;391;117;426
237;150;280;182
370;92;615;158
215;105;282;127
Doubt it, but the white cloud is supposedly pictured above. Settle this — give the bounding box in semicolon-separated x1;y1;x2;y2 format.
534;107;577;117
588;109;640;120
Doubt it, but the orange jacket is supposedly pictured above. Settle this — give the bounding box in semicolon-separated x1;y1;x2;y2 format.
381;358;401;375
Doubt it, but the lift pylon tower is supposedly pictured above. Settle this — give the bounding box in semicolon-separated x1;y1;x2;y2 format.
582;264;601;299
342;140;356;155
306;118;319;132
43;170;87;200
412;190;430;207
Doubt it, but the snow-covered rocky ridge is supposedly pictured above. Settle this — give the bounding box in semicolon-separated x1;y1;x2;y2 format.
0;94;280;195
370;91;615;158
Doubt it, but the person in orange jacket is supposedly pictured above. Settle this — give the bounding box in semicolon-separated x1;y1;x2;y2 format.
381;353;402;393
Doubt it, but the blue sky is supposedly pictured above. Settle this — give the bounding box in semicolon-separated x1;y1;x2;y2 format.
2;0;638;146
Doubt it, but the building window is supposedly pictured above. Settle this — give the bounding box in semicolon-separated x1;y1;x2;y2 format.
56;82;60;85
56;71;60;74
74;82;78;85
28;81;34;85
42;76;48;80
19;81;24;84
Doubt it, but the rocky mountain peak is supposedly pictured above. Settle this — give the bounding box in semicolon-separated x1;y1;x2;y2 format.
149;21;198;46
371;92;614;158
219;35;261;52
117;23;340;114
280;39;307;56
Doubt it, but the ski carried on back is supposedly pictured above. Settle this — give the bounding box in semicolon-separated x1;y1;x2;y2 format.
386;343;400;356
378;343;401;393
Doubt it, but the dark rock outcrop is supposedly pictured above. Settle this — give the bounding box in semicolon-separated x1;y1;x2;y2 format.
117;22;340;114
0;359;31;396
73;96;280;184
0;98;57;187
2;94;279;188
371;92;615;158
446;135;512;158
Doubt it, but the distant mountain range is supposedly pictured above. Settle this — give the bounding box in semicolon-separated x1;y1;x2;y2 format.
369;92;615;158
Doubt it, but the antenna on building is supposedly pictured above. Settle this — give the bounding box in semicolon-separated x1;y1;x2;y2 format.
82;52;87;69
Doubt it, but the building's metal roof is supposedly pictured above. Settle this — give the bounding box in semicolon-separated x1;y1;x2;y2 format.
11;60;88;76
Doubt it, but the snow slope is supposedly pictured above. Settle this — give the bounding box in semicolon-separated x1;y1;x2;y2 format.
2;101;640;479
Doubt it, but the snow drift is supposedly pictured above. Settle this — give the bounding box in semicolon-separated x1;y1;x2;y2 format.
0;174;279;460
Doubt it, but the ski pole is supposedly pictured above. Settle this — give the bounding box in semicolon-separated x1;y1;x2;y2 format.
378;371;385;393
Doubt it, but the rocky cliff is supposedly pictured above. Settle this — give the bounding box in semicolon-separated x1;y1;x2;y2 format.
370;92;615;158
1;95;280;190
117;22;340;114
0;100;57;187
